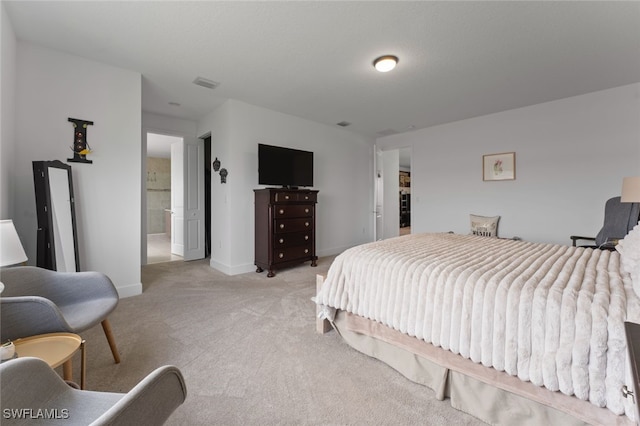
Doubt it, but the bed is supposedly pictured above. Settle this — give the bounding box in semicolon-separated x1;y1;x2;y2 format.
314;231;640;425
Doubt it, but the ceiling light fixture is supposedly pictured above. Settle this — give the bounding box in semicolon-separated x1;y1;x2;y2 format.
373;55;398;72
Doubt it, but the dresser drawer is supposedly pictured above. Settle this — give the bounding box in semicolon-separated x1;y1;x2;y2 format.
298;192;317;203
274;217;313;234
273;244;313;264
273;192;298;202
273;191;317;203
273;205;313;218
273;231;312;248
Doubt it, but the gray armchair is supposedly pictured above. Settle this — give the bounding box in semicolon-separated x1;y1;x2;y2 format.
0;357;187;425
0;266;121;363
570;196;640;249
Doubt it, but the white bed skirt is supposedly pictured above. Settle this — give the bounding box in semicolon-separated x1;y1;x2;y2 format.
332;310;632;426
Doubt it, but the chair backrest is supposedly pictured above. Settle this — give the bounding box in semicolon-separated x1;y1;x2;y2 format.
595;197;640;246
0;357;186;426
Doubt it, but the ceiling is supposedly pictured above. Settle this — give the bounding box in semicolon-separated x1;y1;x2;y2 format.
5;1;640;139
146;133;182;158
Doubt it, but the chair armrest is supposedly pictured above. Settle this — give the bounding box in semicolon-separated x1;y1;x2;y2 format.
570;235;596;247
0;296;71;341
90;365;187;426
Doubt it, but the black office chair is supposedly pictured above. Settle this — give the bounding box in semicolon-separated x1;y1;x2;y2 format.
570;196;640;249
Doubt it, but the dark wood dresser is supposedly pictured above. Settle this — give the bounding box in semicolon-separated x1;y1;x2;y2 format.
254;188;318;277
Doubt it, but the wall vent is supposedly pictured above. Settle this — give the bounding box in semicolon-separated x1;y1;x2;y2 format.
336;121;351;127
193;77;220;90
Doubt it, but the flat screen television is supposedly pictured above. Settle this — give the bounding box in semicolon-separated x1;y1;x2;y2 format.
258;144;314;188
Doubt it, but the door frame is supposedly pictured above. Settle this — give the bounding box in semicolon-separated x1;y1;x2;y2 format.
373;145;412;241
142;128;205;265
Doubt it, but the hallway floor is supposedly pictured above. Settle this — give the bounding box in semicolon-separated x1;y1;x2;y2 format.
147;233;182;264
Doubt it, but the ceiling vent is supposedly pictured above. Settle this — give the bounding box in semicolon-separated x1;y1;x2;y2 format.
192;77;220;90
336;121;351;127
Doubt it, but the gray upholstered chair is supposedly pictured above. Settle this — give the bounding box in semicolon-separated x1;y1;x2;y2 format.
0;357;187;425
570;196;640;249
0;266;121;363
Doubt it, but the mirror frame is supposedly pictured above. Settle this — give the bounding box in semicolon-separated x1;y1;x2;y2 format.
32;160;80;272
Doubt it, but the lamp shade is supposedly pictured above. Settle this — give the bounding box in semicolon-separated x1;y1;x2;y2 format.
0;220;27;267
621;177;640;203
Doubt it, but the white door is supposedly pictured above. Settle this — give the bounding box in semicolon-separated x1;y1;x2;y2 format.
183;138;205;261
374;148;384;241
382;149;400;239
170;141;185;256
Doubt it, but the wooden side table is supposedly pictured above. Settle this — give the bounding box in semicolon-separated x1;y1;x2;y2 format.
13;332;86;389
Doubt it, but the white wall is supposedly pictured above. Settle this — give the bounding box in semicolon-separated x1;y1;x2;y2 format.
377;83;640;244
198;99;374;275
0;2;17;220
198;102;233;271
13;42;142;297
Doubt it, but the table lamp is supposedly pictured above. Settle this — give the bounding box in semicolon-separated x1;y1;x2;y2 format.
0;219;28;267
622;177;640;203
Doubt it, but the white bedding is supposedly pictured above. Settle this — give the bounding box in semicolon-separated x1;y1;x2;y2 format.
316;233;640;418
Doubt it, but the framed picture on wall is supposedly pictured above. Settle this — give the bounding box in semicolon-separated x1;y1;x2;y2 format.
483;152;515;181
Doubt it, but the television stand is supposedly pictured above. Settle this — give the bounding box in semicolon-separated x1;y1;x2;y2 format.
254;188;319;277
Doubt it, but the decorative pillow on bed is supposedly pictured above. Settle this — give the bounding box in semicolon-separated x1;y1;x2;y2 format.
617;221;640;296
470;214;500;237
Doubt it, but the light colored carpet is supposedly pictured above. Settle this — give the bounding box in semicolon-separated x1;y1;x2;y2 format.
76;257;485;425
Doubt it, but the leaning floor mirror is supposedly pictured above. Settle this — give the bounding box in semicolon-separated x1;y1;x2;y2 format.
32;160;80;272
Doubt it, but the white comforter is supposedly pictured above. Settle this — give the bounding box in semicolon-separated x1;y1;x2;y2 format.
316;233;640;417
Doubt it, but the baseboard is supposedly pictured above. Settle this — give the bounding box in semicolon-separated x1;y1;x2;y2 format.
116;282;142;298
209;258;255;276
208;245;361;276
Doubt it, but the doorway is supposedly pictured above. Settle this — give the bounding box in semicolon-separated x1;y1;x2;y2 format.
146;133;183;264
399;148;411;236
374;146;412;240
144;131;210;264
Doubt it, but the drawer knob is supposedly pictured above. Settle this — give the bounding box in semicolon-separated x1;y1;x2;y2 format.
279;238;284;244
284;195;290;200
305;196;309;199
304;235;309;240
304;249;309;254
278;253;284;259
305;222;309;227
279;209;284;214
280;224;285;229
304;208;309;213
